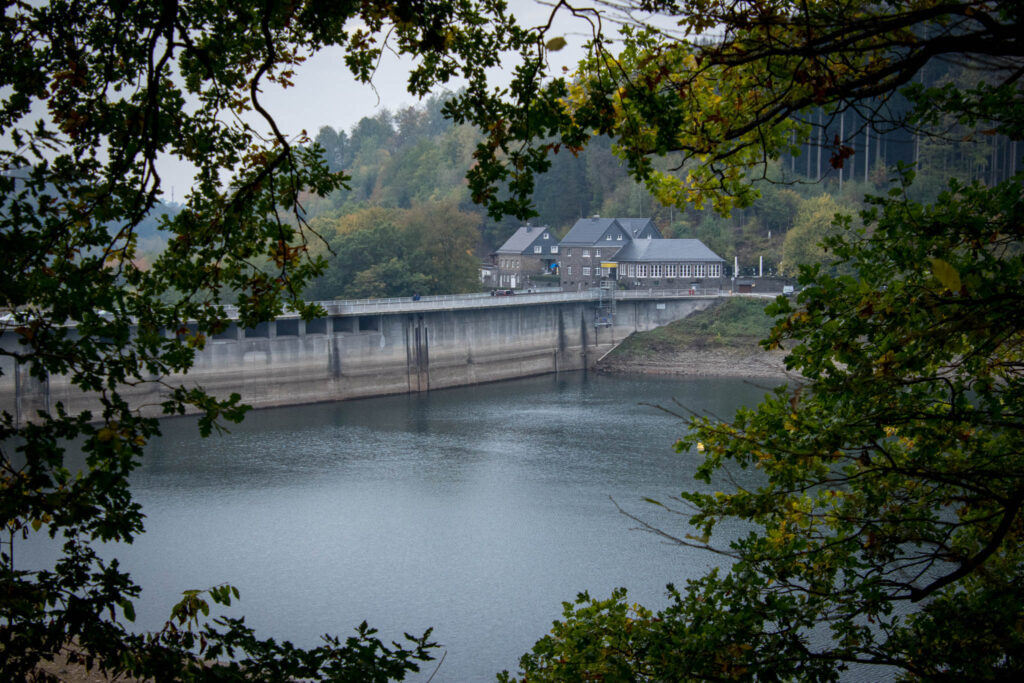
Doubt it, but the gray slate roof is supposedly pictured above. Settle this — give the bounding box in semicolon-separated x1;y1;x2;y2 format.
560;216;661;245
495;226;552;254
616;218;660;238
559;217;623;245
612;238;725;263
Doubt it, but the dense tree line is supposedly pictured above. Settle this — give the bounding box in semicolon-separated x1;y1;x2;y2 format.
131;56;1009;295
0;1;536;679
5;0;1022;681
122;7;1017;297
300;50;1012;292
488;1;1024;680
303;202;481;300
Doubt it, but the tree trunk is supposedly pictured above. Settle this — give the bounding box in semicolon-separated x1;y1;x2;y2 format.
816;109;823;182
839;112;845;192
864;126;870;183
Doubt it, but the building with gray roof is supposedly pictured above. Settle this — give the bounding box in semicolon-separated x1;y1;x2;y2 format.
490;225;559;289
611;237;726;288
558;217;661;290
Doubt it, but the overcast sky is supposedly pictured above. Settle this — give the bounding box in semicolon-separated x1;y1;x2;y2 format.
162;0;600;199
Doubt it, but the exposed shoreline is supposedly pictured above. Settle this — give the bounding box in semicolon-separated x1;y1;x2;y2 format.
595;344;798;381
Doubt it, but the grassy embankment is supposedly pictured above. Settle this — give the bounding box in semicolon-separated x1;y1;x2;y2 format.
609;297;779;361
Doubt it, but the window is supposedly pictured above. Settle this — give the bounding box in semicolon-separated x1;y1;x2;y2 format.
551;246;559;254
616;233;622;240
582;249;590;258
566;266;573;275
534;245;542;254
582;267;591;276
637;264;648;277
543;232;549;239
605;234;612;241
565;248;571;257
595;249;601;258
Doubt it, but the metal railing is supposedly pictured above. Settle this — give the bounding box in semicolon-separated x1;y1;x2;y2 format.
211;286;775;320
1;288;778;334
315;289;596;315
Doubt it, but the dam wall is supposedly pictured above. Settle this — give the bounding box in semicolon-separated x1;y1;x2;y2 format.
1;293;721;421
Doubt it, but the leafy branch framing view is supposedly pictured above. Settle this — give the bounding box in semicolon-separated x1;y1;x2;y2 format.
2;0;1023;680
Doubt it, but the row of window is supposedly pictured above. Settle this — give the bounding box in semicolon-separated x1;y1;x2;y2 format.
565;266;608;277
623;263;721;278
532;245;558;254
564;248;605;258
502;257;721;279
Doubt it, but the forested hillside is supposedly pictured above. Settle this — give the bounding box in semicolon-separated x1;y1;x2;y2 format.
299;50;1013;298
139;65;1014;299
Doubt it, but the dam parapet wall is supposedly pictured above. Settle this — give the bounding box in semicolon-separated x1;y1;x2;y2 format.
2;291;737;421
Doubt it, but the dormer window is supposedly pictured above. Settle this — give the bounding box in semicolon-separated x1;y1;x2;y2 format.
606;234;612;240
543;232;549;239
616;233;623;240
534;246;542;253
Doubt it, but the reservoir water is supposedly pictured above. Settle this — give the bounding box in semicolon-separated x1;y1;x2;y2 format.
19;371;779;680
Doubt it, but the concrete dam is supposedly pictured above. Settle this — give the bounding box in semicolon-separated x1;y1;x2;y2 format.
3;290;729;421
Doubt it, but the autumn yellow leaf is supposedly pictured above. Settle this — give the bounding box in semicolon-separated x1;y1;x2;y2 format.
930;258;961;292
545;36;567;52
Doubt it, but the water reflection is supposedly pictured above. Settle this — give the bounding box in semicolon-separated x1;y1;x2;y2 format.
20;371;779;681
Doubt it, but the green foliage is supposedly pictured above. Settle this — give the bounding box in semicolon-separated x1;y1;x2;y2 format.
681;210;737;262
755;185;802;237
779;194;852;276
454;1;1022;219
500;1;1024;681
735;217;782;273
0;0;536;679
497;588;659;682
306;113;650;253
509;172;1024;683
304;200;481;299
612;298;775;357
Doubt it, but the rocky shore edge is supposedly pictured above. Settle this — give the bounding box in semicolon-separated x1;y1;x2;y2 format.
595;344;797;381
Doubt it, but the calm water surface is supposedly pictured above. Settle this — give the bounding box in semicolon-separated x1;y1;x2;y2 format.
23;372;779;681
